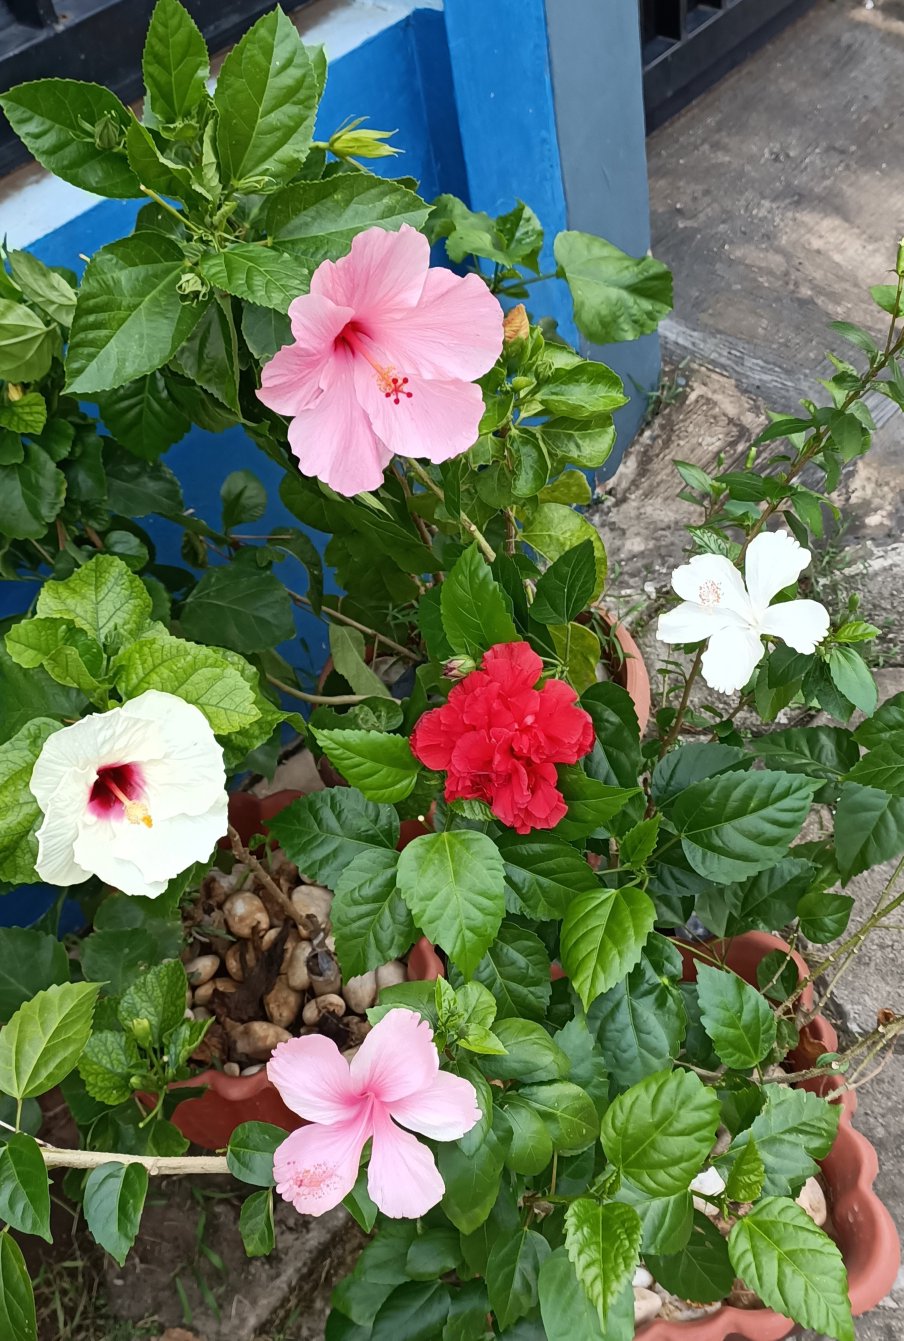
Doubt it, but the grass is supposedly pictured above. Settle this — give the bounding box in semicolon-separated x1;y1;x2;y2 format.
33;1243;161;1341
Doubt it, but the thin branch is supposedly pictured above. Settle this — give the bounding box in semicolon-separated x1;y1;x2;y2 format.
405;458;497;562
41;1147;230;1175
266;676;371;706
285;588;418;662
227;824;307;934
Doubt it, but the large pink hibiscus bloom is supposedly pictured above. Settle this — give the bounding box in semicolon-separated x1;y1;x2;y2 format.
267;1008;481;1218
256;224;504;496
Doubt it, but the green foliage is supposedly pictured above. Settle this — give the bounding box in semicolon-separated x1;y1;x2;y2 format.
559;885;655;1009
440;544;518;658
600;1069;720;1198
83;1161;149;1266
719;1086;840;1196
647;1212;734;1305
240;1188;276;1257
555;231;673;344
269;786;398;887
564;1200;641;1335
0;982;99;1099
397;831;505;979
695;964;777;1070
226;1121;284;1187
0;1134;51;1240
311;728;419;803
0;1233;36;1341
331;848;413;977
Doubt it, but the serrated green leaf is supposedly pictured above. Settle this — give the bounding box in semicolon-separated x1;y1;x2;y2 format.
142;0;209;126
83;1161;149;1266
79;1030;143;1106
0;982;100;1099
200;246;311;311
670;769;815;883
518;1080;599;1154
696;963;777;1069
0;1232;36;1341
117;960;187;1048
180;565;294;654
0;1133;51;1240
440;544;518;659
468;922;551;1022
724;1137;765;1202
555;231;672;343
564;1199;641;1334
486;1228;550;1331
589;937;687;1088
311;728;418;803
720;1086;840;1196
331;847;412;978
268;787;398;887
497;834;600;919
600;1069;720;1197
0;79;139;198
397;831;505;979
113;627;260;734
36;554;151;648
0;718;62;884
560;885;655;1009
266;174;428;265
647;1211;734;1304
521;504;607;600
0;928;69;1020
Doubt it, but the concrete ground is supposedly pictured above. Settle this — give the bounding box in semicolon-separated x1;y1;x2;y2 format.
594;1;904;1334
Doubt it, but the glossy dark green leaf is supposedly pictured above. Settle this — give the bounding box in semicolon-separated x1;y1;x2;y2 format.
0;80;139;197
0;1232;36;1341
83;1161;149;1266
469;922;551;1022
647;1211;734;1304
268;787;398;887
486;1228;550;1330
0;928;69;1021
332;847;413;977
0;1133;51;1240
142;0;209;126
180;565;294;653
239;1187;275;1257
555;230;673;344
226;1121;284;1187
695;964;777;1070
440;543;518;659
600;1069;720;1197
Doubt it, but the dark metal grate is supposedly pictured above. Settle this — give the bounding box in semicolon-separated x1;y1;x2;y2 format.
639;0;818;131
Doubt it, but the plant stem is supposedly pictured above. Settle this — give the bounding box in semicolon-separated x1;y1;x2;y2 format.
266;676;371;706
138;186;196;233
285;589;418;662
658;647;704;757
227;824;308;935
405;459;497;562
40;1147;230;1175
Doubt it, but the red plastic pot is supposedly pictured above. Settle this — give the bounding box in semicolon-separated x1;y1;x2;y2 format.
590;604;651;733
637;931;900;1339
169;791;443;1150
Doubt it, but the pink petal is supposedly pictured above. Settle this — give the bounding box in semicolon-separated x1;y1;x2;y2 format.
350;1008;438;1104
267;1035;358;1123
310;224;428;322
356;365;484;465
273;1109;371;1216
371;266;504;381
286;347;390;496
367;1105;445;1218
389;1069;482;1141
257;293;353;416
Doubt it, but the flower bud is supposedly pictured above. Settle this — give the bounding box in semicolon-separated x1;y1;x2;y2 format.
329;118;400;162
442;655;477;681
503;304;530;344
897;238;904;277
94;113;123;152
130;1017;152;1049
6;383;24;402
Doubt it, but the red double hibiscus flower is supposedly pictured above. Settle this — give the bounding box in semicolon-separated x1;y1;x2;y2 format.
410;642;595;834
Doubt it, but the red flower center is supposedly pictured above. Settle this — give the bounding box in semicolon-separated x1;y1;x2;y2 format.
338;322;413;406
89;763;153;827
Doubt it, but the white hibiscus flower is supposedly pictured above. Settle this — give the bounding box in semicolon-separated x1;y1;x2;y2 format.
30;690;228;898
657;529;830;694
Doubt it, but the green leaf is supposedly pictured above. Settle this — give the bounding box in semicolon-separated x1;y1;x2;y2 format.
600;1069;720;1197
0;299;54;382
332;847;413;977
266;175;429;266
670;769;815;883
531;541;597;625
497;1095;553;1174
437;1122;509;1234
486;1228;550;1330
221;469;266;531
846;742;904;795
0;79;139;197
853;691;904;749
0;928;69;1020
554;231;673;343
564;1199;641;1334
226;1121;284;1187
539;1249;605;1341
311;729;418;804
695;964;777;1070
0;981;99;1099
96;373;189;460
647;1211;734;1305
396;831;505;978
0;718;62;885
553;767;640;841
214;9;318;187
479;1018;568;1083
103;445;184;514
652;742;745;806
80;929;160;997
497;834;600;920
239;1187;275;1258
83;1162;149;1267
269;787;397;886
370;1281;451;1341
440;544;518;659
720;1085;839;1196
113;628;261;734
328;624;391;699
540;418;616;472
560;885;656;1009
612;1180;693;1256
798;889;853;942
0;1233;36;1341
142;0;209;126
694;857;816;939
117;960;186;1049
0;1134;51;1240
590;936;687;1088
520;504;607;600
78;1030;142;1105
537;362;627;421
0;443;65;539
755;725;859;781
728;1198;854;1341
827;646;877;716
199;246;311;312
724;1137;765;1202
180;565;294;653
834;781;904;881
517;1080;599;1154
171;295;240;414
469;922;551;1022
406;1227;461;1281
66;233;206;395
8;251;76;327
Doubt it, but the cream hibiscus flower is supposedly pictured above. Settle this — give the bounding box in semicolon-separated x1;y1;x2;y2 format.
657;529;830;695
29;690;228;898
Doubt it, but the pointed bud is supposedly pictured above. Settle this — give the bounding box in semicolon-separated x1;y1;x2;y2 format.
329;118;401;161
442;655;477;681
897;238;904;277
6;383;24;402
503;304;530;344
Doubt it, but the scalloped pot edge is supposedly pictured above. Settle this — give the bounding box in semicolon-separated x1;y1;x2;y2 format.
638;933;901;1340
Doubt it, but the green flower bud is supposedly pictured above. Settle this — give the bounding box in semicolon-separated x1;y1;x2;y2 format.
442;655;477;681
94;113;123;152
329;117;400;162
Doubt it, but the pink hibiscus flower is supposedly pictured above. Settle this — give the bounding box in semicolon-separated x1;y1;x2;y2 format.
267;1008;481;1219
256;224;504;496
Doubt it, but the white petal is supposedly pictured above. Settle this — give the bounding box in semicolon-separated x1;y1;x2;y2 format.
700;626;765;695
690;1167;726;1197
72;815;167;897
120;691;226;819
744;530;811;613
29;711;154;812
670;554;753;622
759;599;830;654
101;797;228;893
658;602;731;645
34;798;93;887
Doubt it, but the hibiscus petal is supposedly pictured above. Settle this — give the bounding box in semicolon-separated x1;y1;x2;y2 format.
389;1069;482;1140
700;626;765;695
311;224;428;320
349;1008;438;1104
72;814;167;897
744;530;811;613
670;555;753;622
356;364;485;467
75;801;228;896
759;598;830;653
28;711;153;811
533;679;595;763
370;266;504;382
34;788;92;887
481;641;543;690
657;601;727;644
409;706;457;771
367;1106;445;1218
267;1035;358;1123
257;294;355;417
120;692;226;819
286;349;390;497
273;1111;371;1216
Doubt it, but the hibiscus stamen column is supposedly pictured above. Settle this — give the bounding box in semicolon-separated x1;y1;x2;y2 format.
101;776;153;828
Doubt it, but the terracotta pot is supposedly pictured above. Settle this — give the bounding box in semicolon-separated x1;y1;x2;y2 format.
169;790;443;1150
637;931;900;1339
